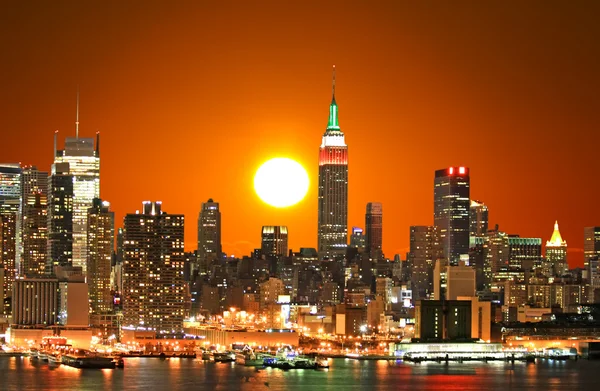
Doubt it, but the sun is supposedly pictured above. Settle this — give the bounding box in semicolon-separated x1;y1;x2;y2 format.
254;158;309;208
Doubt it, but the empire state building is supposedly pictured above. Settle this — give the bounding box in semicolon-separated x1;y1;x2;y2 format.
318;67;348;259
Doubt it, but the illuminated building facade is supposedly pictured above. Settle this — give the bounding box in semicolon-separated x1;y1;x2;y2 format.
54;131;100;273
261;226;288;258
0;163;21;313
545;221;568;277
434;167;470;265
19;166;48;276
409;225;442;300
584;227;600;288
365;202;383;260
122;202;185;333
197;198;221;269
469;200;488;237
47;163;73;273
507;236;542;271
87;198;114;314
318;67;348;259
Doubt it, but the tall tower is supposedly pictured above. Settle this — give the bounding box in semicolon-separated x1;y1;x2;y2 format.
122;201;185;333
87;198;114;314
365;202;383;260
47;162;74;273
409;226;442;300
545;221;568;277
197;199;222;270
318;66;348;259
19;166;49;276
584;227;600;289
0;163;21;313
53;100;100;273
434;167;470;265
261;226;288;258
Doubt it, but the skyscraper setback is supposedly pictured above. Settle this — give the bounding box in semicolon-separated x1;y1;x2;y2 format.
434;167;470;266
318;67;348;259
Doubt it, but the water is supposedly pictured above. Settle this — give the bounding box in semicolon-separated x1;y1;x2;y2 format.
1;357;599;390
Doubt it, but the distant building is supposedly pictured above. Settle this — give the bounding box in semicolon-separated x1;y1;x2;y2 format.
12;277;59;325
545;221;568;276
318;67;348;259
409;226;442;300
18;166;48;276
434;167;470;265
349;227;365;250
365;203;383;260
469;200;488;237
507;236;542;271
415;300;472;341
122;201;186;333
0;163;21;314
261;226;288;258
445;263;476;300
259;277;285;310
87;199;114;314
197;199;221;269
584;227;600;285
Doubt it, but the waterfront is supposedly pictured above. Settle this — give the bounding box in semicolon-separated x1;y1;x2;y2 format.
1;357;600;390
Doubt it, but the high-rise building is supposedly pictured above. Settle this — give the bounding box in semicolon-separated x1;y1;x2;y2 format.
197;199;221;267
47;162;74;273
261;226;288;258
318;67;348;259
409;226;442;300
53;126;100;273
12;277;59;325
365;202;383;260
584;227;600;278
434;167;470;266
349;227;365;250
507;237;542;271
545;221;568;277
0;163;21;313
122;201;185;333
19;166;48;276
87;198;114;314
21;193;48;276
469;200;488;237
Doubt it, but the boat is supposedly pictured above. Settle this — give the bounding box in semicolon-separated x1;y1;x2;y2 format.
62;350;116;369
29;348;39;360
213;351;236;363
48;352;62;365
235;345;270;366
38;351;49;362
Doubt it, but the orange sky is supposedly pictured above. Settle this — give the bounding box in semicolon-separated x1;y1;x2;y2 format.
1;1;599;267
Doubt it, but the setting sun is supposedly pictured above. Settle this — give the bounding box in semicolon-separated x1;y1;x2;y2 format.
254;158;309;208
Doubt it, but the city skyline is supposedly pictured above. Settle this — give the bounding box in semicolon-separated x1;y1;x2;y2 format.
1;2;599;266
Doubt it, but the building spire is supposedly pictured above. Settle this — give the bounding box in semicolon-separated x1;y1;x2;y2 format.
76;88;80;139
326;65;340;130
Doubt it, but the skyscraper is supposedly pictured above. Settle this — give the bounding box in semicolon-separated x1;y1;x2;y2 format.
584;227;600;275
318;66;348;259
434;167;470;265
197;199;221;267
409;226;442;300
545;221;568;277
19;166;48;276
122;201;185;333
53;121;100;273
87;198;114;314
365;202;383;260
261;226;288;257
469;200;488;237
0;163;21;312
47;162;73;273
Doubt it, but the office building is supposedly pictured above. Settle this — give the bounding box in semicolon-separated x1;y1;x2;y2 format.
415;300;472;341
12;277;59;325
21;193;48;276
507;236;542;271
445;263;476;300
122;201;185;333
197;199;221;268
87;198;114;314
545;221;568;277
409;226;442;300
0;164;21;312
261;226;288;258
349;227;365;250
434;167;470;265
469;200;488;237
318;67;348;259
365;202;383;260
584;227;600;282
53;127;100;273
47;162;74;273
